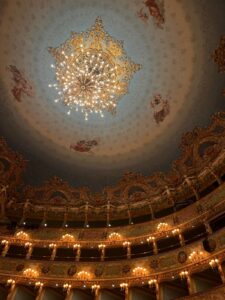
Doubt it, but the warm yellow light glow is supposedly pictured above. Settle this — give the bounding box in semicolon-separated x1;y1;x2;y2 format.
61;234;75;242
35;282;43;288
23;268;39;278
7;279;15;286
123;241;131;247
49;17;140;120
209;258;219;268
108;232;122;241
179;270;189;279
63;283;72;290
92;284;100;291
132;266;148;276
1;239;8;245
148;279;157;287
120;283;128;290
98;244;106;249
77;271;92;280
147;236;155;242
188;251;205;262
15;231;29;240
172;228;180;235
157;222;169;231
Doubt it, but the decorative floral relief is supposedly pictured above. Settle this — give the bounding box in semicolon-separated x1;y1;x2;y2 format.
137;0;165;29
70;139;99;153
150;94;170;125
8;65;34;102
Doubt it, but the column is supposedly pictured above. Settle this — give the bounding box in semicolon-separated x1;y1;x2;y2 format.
210;259;225;283
149;280;160;300
92;285;100;300
6;280;16;300
123;242;131;259
106;201;110;226
120;284;129;300
49;243;57;261
35;283;44;300
178;231;185;246
172;229;185;246
217;263;225;283
62;206;68;227
84;202;89;227
204;221;212;235
165;185;176;212
73;244;81;261
208;167;222;185
127;205;132;225
63;284;72;300
1;240;9;257
149;204;155;220
0;184;8;221
184;175;199;201
98;244;106;262
40;207;47;227
25;242;33;260
180;271;195;295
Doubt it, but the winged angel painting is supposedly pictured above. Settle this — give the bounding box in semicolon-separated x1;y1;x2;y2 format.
137;0;165;29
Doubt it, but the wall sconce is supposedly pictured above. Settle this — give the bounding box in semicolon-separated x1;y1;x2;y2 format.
15;231;29;240
1;240;8;245
77;271;91;280
179;270;189;280
25;242;32;248
35;282;43;288
146;236;155;243
63;283;72;291
23;268;39;278
108;232;122;241
132;267;148;276
157;222;169;231
61;234;75;243
209;258;219;269
73;244;80;249
188;251;205;262
148;279;157;287
120;283;128;290
123;241;131;247
7;279;15;286
172;228;180;235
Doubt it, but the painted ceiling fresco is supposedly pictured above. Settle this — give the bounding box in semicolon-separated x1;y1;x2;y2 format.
0;0;224;190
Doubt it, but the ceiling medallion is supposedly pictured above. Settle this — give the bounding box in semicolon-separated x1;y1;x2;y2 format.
48;17;141;120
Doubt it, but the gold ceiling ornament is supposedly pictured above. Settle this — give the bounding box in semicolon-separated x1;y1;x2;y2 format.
212;36;225;73
48;17;141;120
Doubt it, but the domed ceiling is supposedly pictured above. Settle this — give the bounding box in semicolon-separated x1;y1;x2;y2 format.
0;0;224;190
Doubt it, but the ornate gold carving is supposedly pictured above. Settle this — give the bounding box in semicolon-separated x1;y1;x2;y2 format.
212;36;225;73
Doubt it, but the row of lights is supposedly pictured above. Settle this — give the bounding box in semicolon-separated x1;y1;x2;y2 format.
13;223;177;246
5;257;222;291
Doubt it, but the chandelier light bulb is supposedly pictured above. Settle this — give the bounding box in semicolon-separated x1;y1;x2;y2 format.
48;17;140;120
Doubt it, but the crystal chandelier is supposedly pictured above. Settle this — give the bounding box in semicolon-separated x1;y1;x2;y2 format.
49;17;141;120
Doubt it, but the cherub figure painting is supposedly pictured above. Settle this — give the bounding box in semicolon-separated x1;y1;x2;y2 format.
137;0;165;29
70;139;99;153
150;94;170;125
8;65;34;102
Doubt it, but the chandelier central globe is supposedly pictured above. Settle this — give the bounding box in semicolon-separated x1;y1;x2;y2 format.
48;18;141;120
